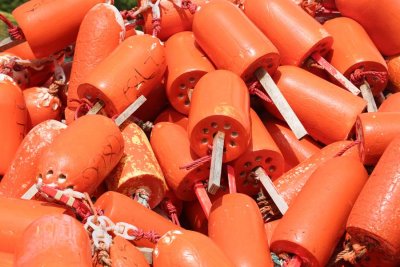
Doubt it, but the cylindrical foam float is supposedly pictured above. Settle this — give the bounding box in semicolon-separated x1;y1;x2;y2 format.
36;115;124;194
268;66;366;144
94;191;181;248
263;118;321;171
244;0;333;66
14;214;92;267
183;200;208;235
0;120;66;198
378;93;400;112
387;55;400;93
150;122;210;201
265;219;281;246
209;193;273;266
356;112;400;165
271;156;368;266
165;31;215;115
154;107;189;129
347;136;400;262
106;120;167;209
153;229;235;266
12;0;105;58
274;141;359;206
67;3;125;123
109;236;150;267
133;82;169;122
77;35;166;117
188;70;251;162
192;0;280;81
335;0;400;56
324;17;388;94
233;109;284;195
0;197;68;254
0;74;27;175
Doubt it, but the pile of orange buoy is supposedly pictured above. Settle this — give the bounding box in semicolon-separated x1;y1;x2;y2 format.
0;0;399;266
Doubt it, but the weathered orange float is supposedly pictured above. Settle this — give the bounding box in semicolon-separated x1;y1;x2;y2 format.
77;34;166;117
387;55;400;93
0;74;27;175
271;156;368;266
346;136;400;263
106;120;167;209
11;0;106;58
335;0;400;56
378;93;400;112
208;193;273;266
14;214;92;267
356;112;400;165
244;0;332;66
36;115;124;194
232;109;283;195
0;120;66;198
266;66;366;145
192;0;280;81
109;236;150;267
66;3;125;124
153;229;234;266
165;31;215;115
324;17;388;95
188;70;251;162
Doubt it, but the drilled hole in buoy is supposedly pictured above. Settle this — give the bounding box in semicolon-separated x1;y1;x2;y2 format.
189;77;196;83
230;140;236;147
58;174;67;184
231;131;238;138
224;123;231;130
201;138;208;144
202;128;209;134
178;93;184;99
179;84;186;89
255;156;262;162
211;122;218;128
184;99;190;106
240;171;246;178
265;157;272;164
269;166;276;173
244;161;252;168
267;63;273;69
46;170;53;179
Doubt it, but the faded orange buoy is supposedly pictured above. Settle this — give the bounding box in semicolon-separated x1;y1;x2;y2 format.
154;107;189;129
0;74;27;175
153;230;235;266
378;93;400;112
14;214;92;267
109;236;150;267
324;17;388;94
106;120;167;209
78;35;166;117
36;115;124;194
387;55;400;93
271;156;368;266
165;31;215;115
356;112;400;165
188;70;251;162
209;193;273;266
0;120;66;198
12;0;105;58
232;109;283;195
244;0;333;66
192;0;280;80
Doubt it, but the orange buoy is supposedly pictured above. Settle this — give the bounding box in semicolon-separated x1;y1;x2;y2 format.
5;41;36;60
192;0;280;81
265;219;280;246
14;214;92;267
153;229;235;266
67;3;125;123
109;236;150;267
0;251;13;267
244;0;333;66
150;122;210;201
0;120;66;198
12;0;105;58
378;93;400;112
263;118;321;171
106;120;167;209
0;197;68;254
165;31;215;115
36;115;124;194
324;17;388;95
154;107;189;129
188;70;251;162
233;109;283;195
209;193;273;266
356;112;400;165
335;0;400;56
77;34;166;117
94;191;181;248
0;74;27;175
267;66;366;144
387;55;400;93
274;141;359;206
183;200;208;235
346;136;400;262
23;87;61;129
271;156;368;266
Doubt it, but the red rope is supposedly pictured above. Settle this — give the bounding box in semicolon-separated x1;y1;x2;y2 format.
0;13;24;40
350;68;387;86
181;0;197;14
127;228;160;243
247;80;272;103
152;18;161;37
69;98;94;120
179;154;211;171
335;140;361;157
162;199;181;226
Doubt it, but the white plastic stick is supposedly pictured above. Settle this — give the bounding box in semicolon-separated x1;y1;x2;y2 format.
360;82;377;112
208;131;225;194
114;95;147;126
